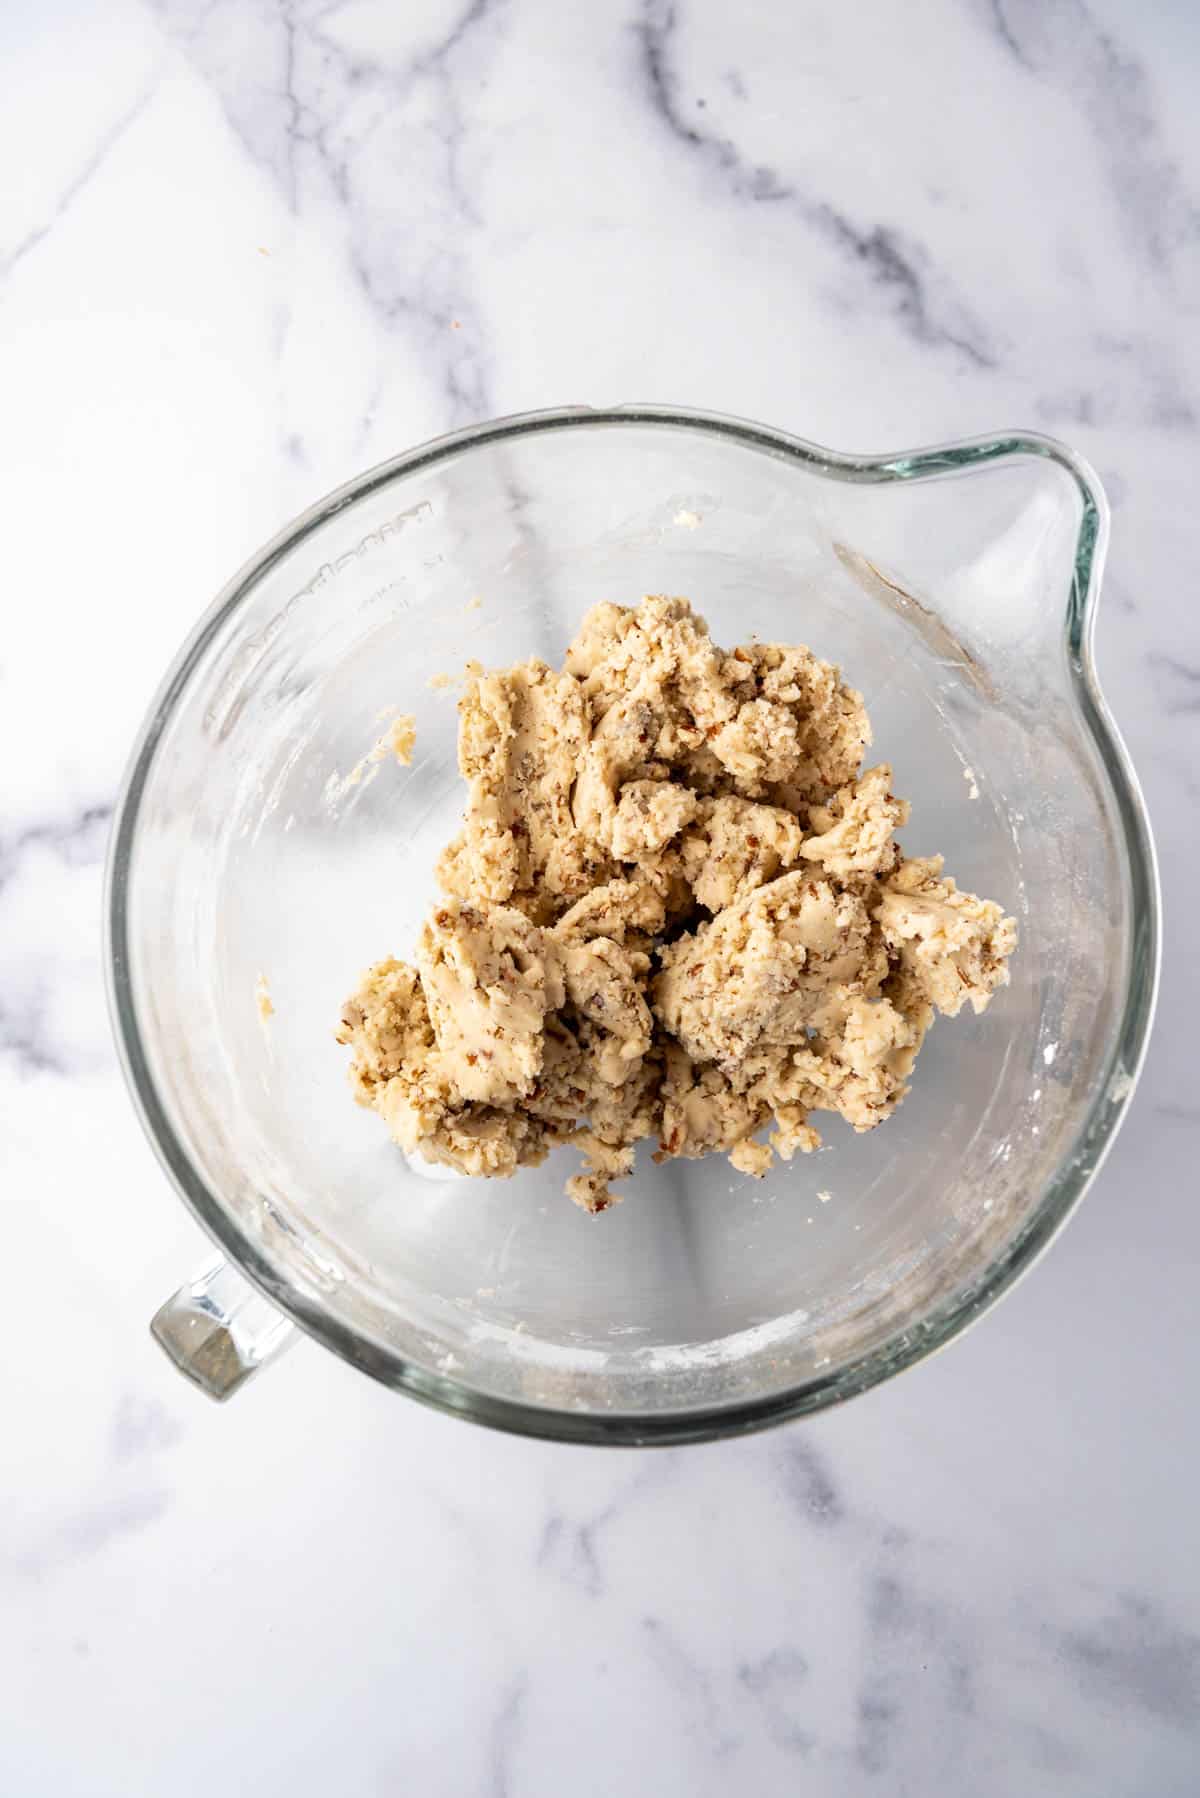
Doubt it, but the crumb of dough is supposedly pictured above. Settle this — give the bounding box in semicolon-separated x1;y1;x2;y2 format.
338;713;418;792
673;508;702;529
379;714;416;765
466;595;482;611
255;972;274;1021
429;672;455;690
337;596;1016;1212
336;754;377;793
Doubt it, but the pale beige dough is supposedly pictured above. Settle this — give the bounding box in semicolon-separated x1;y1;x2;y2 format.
337;596;1016;1211
384;714;417;765
680;795;805;911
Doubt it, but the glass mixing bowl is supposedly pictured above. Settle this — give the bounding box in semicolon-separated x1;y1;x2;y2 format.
106;406;1159;1441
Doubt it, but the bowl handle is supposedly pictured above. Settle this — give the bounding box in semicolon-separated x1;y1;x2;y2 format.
150;1256;296;1400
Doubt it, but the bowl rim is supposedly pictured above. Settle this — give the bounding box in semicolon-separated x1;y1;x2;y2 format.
104;403;1161;1445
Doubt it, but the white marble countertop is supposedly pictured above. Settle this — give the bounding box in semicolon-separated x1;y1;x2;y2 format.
3;1;1198;1791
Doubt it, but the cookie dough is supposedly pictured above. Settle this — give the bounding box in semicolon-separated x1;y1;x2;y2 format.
381;713;417;765
337;597;1016;1211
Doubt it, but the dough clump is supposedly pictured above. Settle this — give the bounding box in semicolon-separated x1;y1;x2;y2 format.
337;597;1016;1211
